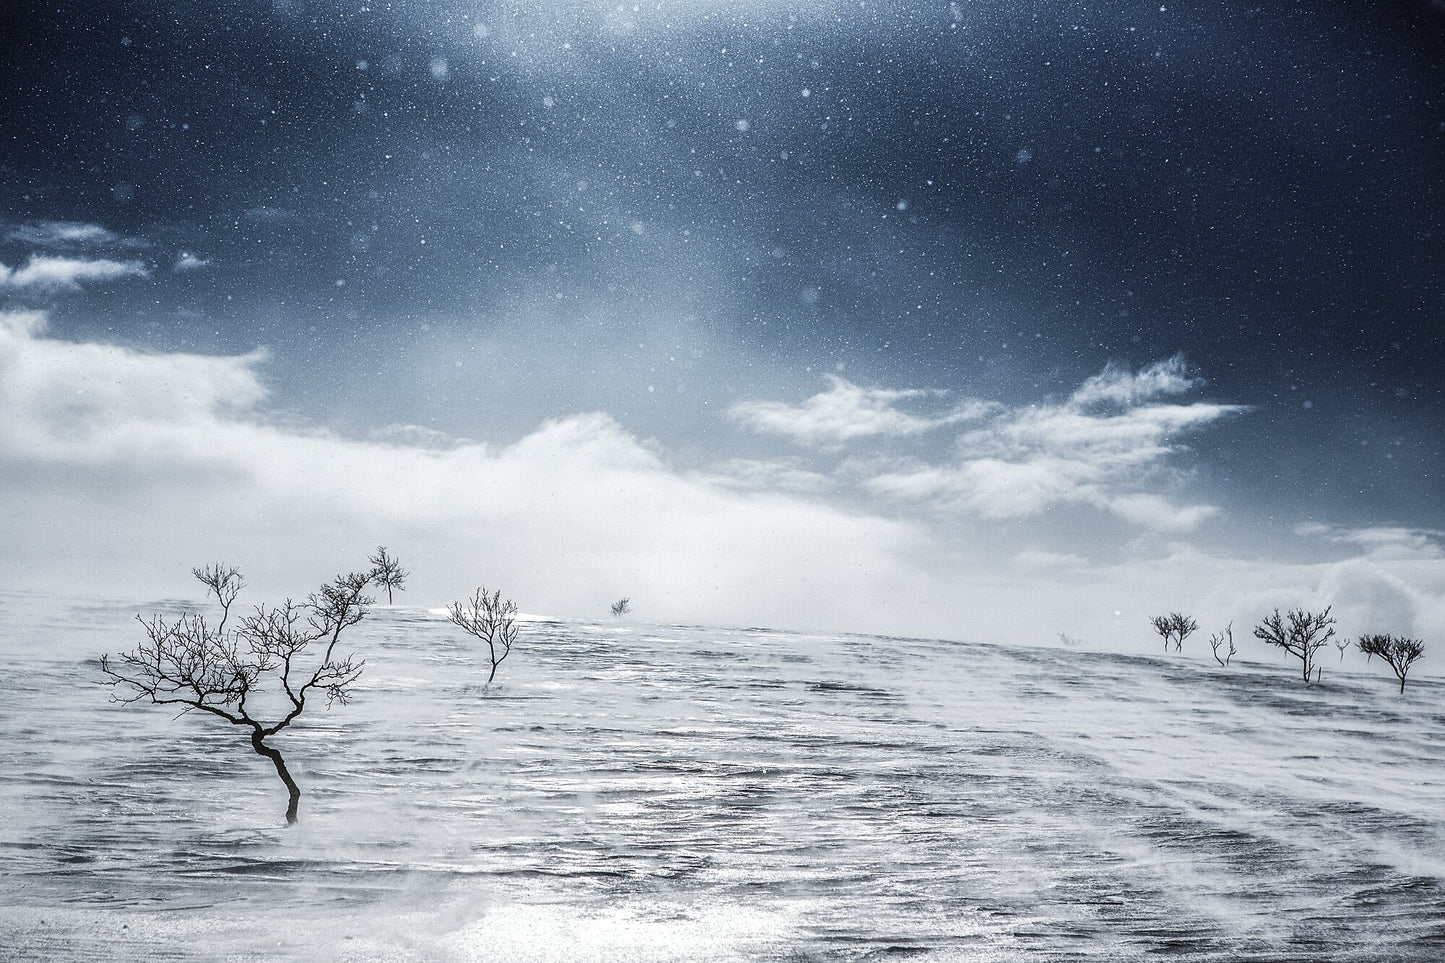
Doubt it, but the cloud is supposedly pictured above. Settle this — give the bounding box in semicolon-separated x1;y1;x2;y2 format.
1294;523;1444;560
706;457;836;494
863;358;1246;530
1317;560;1424;638
0;310;937;637
728;375;995;446
174;252;211;271
4;315;1439;655
0;255;148;291
368;423;472;450
1070;354;1199;408
5;220;119;247
1106;493;1219;533
0;311;267;462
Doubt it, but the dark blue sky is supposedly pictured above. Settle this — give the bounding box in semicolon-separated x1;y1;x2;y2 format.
1;1;1441;639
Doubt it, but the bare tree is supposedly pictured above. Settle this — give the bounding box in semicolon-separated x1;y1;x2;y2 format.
1150;615;1172;652
99;562;376;825
1253;606;1335;683
1057;632;1083;648
1334;634;1351;662
1208;622;1236;667
1150;612;1198;653
610;597;631;617
368;545;409;605
448;587;518;684
1357;634;1426;694
1171;612;1198;652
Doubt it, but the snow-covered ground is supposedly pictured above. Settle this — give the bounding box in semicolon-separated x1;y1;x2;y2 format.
2;591;1441;961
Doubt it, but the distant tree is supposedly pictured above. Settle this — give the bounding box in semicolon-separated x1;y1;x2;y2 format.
1150;612;1198;653
1149;615;1172;652
368;545;409;604
1357;634;1426;694
1334;634;1351;662
1057;632;1083;648
1253;606;1336;683
99;561;376;825
1208;623;1236;667
610;597;631;617
1171;613;1199;652
448;587;518;684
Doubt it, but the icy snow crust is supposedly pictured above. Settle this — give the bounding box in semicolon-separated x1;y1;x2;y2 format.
1;592;1442;961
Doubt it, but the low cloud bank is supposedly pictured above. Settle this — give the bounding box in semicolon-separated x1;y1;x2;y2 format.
0;311;937;635
2;312;1440;651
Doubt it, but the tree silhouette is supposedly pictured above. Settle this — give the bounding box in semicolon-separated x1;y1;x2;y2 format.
1253;606;1335;683
610;597;631;617
1357;634;1425;694
447;587;518;684
1208;623;1236;666
368;545;409;604
99;561;379;824
1150;612;1198;653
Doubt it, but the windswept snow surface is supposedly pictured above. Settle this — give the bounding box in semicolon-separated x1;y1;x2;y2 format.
2;591;1442;961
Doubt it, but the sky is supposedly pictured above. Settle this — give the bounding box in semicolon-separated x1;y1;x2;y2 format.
1;0;1442;649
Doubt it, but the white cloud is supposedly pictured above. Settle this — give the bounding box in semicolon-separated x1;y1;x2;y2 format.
1317;559;1424;638
368;423;472;450
0;311;266;463
1070;354;1198;408
728;375;994;446
705;457;835;494
1294;523;1444;560
0;311;938;637
863;358;1245;531
3;315;1439;657
174;252;211;271
0;255;148;291
1107;493;1218;533
6;220;119;247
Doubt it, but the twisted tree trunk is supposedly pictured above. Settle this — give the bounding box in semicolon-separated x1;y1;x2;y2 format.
251;729;302;825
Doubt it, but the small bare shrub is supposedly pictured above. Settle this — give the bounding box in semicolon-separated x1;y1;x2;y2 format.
1208;623;1235;666
610;597;631;617
1357;634;1425;694
368;545;409;604
1150;612;1198;653
100;560;379;824
1253;606;1335;683
448;587;518;684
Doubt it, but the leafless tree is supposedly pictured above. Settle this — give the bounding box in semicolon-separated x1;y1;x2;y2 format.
1149;615;1173;652
1208;623;1236;666
1150;612;1198;653
1057;632;1083;648
99;562;377;825
610;597;631;617
1357;634;1426;694
1334;634;1351;662
448;587;518;684
1253;606;1335;683
368;545;409;604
